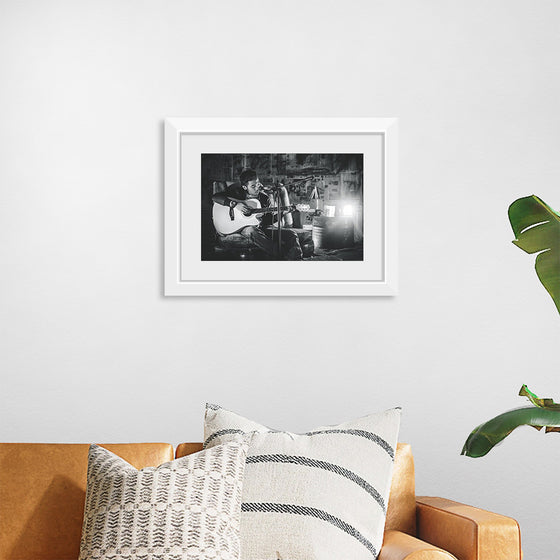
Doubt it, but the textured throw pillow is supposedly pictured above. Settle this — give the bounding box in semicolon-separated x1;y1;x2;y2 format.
204;404;401;560
79;440;248;560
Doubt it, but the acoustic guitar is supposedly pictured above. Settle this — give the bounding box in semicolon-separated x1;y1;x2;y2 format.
213;198;299;235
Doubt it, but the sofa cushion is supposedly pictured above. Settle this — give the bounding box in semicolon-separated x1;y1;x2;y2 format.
0;443;173;560
204;404;401;560
78;441;248;560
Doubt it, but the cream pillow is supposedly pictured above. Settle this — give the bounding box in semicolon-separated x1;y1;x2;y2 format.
204;404;401;560
79;440;248;560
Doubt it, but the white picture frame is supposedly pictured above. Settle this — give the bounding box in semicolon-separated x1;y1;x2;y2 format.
164;117;398;296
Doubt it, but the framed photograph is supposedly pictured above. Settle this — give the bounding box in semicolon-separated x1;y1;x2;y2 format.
164;117;397;296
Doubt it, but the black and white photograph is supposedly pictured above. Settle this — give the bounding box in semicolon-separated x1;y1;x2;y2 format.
201;153;364;261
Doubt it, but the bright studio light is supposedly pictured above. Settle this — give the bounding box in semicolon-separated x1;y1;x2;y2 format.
343;204;354;216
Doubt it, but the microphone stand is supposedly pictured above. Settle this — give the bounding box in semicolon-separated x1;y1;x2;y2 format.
277;190;282;258
264;184;284;258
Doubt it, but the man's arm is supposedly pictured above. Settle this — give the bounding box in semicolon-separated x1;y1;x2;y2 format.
264;189;293;227
212;191;252;216
212;191;233;206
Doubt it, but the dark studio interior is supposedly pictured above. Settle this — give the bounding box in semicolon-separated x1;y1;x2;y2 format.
201;153;364;261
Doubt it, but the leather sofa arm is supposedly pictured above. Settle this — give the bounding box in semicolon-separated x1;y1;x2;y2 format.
416;496;522;560
379;530;457;559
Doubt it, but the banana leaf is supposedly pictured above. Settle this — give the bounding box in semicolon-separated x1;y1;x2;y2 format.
519;383;560;409
461;386;560;458
508;195;560;314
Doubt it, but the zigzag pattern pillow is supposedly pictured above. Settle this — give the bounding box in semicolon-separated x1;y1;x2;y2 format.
204;405;401;560
79;441;248;560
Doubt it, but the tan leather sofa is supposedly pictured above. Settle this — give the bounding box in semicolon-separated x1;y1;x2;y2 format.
0;442;521;560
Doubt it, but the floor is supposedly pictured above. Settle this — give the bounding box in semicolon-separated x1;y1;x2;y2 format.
211;243;364;261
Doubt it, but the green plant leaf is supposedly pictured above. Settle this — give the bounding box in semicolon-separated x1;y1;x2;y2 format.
461;406;560;458
462;385;560;458
508;195;560;314
519;384;560;409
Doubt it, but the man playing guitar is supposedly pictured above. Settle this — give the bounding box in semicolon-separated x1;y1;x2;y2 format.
212;168;303;260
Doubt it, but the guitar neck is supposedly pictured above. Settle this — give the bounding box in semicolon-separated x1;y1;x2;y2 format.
249;205;294;215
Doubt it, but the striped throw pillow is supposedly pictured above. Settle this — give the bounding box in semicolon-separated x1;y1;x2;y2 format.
204;405;401;560
79;441;249;560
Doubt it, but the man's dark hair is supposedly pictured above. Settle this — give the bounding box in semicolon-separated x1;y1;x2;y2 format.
239;168;257;186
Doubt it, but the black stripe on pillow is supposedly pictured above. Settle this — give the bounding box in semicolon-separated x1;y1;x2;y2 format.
247;454;386;512
205;428;394;458
304;429;395;459
241;502;377;557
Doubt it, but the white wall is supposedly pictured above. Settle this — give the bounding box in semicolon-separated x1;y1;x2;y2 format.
1;1;559;557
